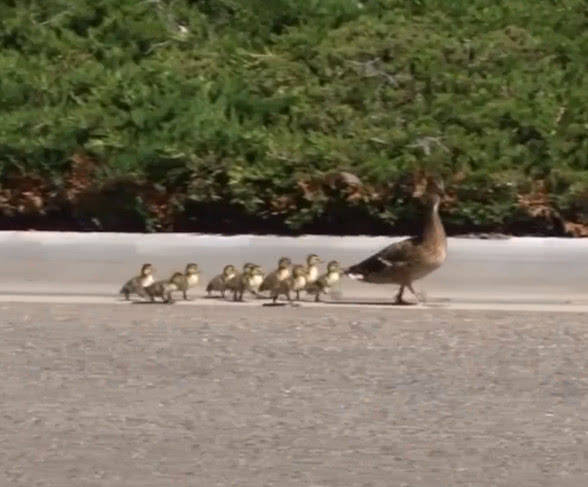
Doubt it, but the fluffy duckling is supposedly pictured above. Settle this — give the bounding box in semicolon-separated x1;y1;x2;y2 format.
206;264;236;297
171;263;200;300
243;262;265;295
119;263;154;300
144;272;182;304
259;257;292;294
271;265;308;304
306;260;342;302
225;265;264;301
305;254;323;285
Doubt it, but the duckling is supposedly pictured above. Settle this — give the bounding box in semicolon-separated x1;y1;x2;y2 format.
306;260;342;302
271;265;308;304
144;272;183;304
243;262;265;295
225;265;264;301
170;263;200;300
304;254;322;285
345;177;447;304
259;257;292;294
119;263;154;300
206;264;236;297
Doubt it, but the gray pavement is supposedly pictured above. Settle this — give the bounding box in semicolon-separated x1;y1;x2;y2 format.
0;232;587;311
1;303;587;486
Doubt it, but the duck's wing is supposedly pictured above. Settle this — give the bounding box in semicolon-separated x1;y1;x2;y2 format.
172;274;187;291
224;272;242;290
346;237;420;277
120;276;140;294
259;270;278;292
305;274;326;294
206;274;222;292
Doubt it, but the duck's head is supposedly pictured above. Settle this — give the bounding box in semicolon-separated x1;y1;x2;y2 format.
278;257;292;269
327;260;341;273
141;263;154;276
414;176;445;207
185;263;199;275
223;264;236;276
292;265;307;278
243;262;256;272
250;266;264;278
306;254;322;266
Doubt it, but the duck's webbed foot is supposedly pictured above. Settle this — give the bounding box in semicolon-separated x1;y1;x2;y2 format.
407;283;426;303
394;285;412;305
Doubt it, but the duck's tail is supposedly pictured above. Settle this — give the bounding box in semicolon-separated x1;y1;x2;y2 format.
343;263;364;280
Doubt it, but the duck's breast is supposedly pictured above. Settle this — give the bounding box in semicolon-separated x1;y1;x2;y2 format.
307;266;319;283
294;276;307;290
251;274;264;289
141;275;154;287
325;272;340;286
186;274;199;287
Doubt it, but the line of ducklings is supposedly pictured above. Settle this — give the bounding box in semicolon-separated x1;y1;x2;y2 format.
119;255;342;305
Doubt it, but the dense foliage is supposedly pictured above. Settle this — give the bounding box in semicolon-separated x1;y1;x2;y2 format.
1;0;587;234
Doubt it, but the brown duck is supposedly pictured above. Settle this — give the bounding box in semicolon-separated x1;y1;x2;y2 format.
345;177;447;304
171;263;200;300
271;265;308;304
206;264;236;297
306;260;343;302
119;263;154;300
225;265;264;302
259;257;292;294
144;272;183;304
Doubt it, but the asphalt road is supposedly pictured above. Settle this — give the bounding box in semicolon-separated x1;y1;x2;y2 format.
1;303;587;486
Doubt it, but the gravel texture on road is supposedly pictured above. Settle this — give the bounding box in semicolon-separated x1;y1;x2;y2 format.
1;303;587;486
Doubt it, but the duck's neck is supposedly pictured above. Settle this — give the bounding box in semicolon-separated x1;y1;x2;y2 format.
422;197;446;247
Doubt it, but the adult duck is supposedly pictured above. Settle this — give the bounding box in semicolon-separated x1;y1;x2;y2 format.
345;177;447;304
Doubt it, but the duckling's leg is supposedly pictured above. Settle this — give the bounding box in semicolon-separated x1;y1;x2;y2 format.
296;290;300;301
314;291;321;302
183;290;188;300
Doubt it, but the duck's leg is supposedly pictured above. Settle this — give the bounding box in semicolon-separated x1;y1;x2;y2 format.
394;285;410;305
296;290;300;301
407;283;426;303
